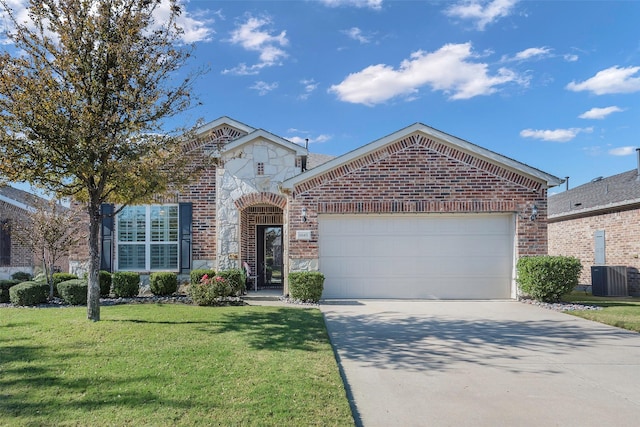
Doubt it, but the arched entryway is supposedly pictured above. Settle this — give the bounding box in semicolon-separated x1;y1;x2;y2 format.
235;193;286;293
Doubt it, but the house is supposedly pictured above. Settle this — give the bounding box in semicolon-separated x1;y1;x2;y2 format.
548;156;640;296
80;116;562;299
0;184;70;279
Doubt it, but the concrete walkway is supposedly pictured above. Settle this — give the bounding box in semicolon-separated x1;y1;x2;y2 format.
320;300;640;427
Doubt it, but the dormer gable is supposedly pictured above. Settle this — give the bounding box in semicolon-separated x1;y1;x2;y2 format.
221;129;308;157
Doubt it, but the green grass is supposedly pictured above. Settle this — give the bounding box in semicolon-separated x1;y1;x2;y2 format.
0;304;354;426
562;293;640;333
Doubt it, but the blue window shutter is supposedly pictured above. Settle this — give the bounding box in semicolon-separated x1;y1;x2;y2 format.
100;204;114;272
179;203;192;274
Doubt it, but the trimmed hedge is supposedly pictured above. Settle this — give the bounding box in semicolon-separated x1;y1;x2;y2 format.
288;271;325;303
11;271;32;282
217;269;246;296
9;281;49;306
517;255;583;302
112;272;140;298
149;272;178;296
53;273;78;286
57;279;88;305
190;269;215;285
0;279;20;303
99;270;112;297
52;273;78;297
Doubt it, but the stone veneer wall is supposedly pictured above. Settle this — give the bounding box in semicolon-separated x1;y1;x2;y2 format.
216;139;301;270
548;208;640;295
287;132;549;272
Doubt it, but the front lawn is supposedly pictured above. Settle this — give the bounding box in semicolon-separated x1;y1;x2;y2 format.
562;293;640;333
0;304;353;426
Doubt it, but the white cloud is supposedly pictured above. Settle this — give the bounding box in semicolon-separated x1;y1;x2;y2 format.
444;0;519;31
343;27;372;44
563;53;579;62
578;106;623;120
513;47;551;61
520;127;593;142
608;146;636;156
249;81;278;96
152;1;214;43
329;42;522;106
299;79;319;100
1;0;214;43
224;14;288;75
319;0;383;10
566;66;640;95
287;134;332;145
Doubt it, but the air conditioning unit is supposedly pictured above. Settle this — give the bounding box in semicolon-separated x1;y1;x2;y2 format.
591;266;628;297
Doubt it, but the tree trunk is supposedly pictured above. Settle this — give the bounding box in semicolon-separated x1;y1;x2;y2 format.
43;248;54;299
87;201;101;321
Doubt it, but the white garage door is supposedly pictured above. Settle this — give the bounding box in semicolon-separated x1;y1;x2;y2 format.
318;214;514;299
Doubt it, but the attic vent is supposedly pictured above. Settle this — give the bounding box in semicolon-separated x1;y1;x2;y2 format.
591;176;603;182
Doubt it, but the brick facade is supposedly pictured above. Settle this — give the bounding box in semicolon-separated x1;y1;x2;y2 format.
0;199;35;278
548;207;640;295
287;132;549;263
67;118;560;299
0;196;70;279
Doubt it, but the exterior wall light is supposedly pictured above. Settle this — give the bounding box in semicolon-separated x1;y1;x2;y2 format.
530;204;538;221
301;207;307;222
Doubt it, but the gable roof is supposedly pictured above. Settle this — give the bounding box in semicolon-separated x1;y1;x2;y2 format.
221;129;308;156
0;185;41;213
548;169;640;220
195;116;256;136
282;122;563;191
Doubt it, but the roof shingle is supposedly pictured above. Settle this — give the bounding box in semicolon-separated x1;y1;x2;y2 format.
548;169;640;218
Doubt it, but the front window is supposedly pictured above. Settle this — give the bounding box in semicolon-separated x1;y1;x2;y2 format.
117;205;178;271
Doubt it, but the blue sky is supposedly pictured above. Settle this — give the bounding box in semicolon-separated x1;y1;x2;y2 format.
6;0;640;193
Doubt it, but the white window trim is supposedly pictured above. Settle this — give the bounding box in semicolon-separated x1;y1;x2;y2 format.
114;204;179;272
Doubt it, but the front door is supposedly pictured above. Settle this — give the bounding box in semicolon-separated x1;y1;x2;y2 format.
256;226;283;289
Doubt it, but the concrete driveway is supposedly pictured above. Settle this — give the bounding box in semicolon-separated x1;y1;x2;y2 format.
320;300;640;427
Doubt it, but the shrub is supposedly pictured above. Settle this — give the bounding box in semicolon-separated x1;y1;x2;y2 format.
52;273;78;297
57;279;88;305
190;269;215;285
149;272;178;296
517;256;583;302
190;274;232;305
9;281;49;306
217;269;246;296
112;272;140;298
53;273;78;286
99;270;112;297
0;279;20;303
11;271;32;282
288;271;325;303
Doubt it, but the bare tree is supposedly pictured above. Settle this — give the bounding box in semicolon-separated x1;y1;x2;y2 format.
10;198;85;298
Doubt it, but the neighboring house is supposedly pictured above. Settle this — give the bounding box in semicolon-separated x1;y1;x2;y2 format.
548;162;640;296
0;185;69;279
76;116;562;299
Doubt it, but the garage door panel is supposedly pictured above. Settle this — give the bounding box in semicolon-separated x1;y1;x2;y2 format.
319;214;514;299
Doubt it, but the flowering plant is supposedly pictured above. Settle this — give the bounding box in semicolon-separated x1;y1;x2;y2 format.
190;273;232;305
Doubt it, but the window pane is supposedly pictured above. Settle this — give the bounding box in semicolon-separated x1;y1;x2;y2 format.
118;206;146;242
150;244;178;270
118;244;146;270
151;206;178;242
